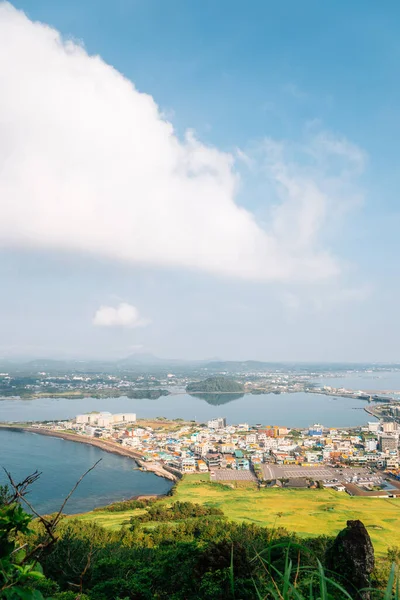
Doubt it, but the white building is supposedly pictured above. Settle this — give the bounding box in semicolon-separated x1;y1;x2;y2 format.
207;417;226;429
122;437;141;448
368;422;380;433
97;412;114;427
194;442;210;456
383;421;398;434
84;425;97;436
365;439;378;452
75;412;136;428
386;453;399;469
112;413;136;425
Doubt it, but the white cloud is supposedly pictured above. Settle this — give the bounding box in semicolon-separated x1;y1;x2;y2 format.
310;130;366;174
0;3;364;282
93;303;150;328
253;127;366;251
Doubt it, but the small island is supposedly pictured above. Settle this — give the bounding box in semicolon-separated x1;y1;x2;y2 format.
186;376;245;394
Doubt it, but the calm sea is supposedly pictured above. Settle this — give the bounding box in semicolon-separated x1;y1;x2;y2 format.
0;391;371;428
0;429;172;514
0;392;374;513
314;371;400;393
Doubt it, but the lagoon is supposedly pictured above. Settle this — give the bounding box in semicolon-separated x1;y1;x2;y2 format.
0;391;371;428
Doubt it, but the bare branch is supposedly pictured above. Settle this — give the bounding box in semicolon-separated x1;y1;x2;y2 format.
4;459;102;564
56;458;102;519
3;468;42;505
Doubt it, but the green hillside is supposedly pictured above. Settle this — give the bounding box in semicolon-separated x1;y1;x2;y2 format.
81;474;400;556
186;376;244;394
3;474;400;599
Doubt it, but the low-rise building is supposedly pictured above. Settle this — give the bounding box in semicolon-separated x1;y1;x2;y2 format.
205;453;222;468
196;460;208;472
235;458;250;470
207;417;226;429
380;434;399;452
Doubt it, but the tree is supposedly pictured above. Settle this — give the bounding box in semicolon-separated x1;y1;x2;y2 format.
0;472;46;599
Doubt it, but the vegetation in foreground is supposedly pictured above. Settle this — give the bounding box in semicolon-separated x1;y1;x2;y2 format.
2;474;400;599
80;474;400;556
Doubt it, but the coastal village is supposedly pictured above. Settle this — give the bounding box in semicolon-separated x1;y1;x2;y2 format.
1;366;398;402
25;405;400;497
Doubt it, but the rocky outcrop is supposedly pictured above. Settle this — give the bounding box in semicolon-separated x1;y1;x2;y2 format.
326;519;374;599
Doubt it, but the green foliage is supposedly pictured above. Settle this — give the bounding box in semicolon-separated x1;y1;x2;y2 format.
186;376;244;394
93;499;150;513
130;500;224;526
3;483;400;599
0;486;13;507
125;389;170;399
0;502;45;599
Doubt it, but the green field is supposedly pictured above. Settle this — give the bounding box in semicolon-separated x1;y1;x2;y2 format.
77;474;400;555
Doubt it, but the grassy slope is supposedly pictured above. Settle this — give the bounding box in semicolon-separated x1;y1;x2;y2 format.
77;474;400;555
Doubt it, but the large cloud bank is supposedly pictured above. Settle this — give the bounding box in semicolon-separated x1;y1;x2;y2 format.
0;3;350;281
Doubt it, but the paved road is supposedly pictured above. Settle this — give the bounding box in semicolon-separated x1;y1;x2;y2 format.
263;463;274;479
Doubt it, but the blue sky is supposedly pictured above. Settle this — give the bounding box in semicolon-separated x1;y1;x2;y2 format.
0;0;399;361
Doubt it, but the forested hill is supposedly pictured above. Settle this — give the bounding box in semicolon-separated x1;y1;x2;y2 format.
186;376;245;394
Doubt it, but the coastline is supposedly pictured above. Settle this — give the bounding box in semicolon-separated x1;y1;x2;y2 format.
0;388;391;402
0;425;179;483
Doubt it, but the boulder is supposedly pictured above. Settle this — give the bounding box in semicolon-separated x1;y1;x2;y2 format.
326;519;374;599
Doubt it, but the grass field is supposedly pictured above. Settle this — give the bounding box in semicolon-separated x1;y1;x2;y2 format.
77;474;400;555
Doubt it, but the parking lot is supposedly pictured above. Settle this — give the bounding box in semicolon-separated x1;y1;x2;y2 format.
211;469;257;482
261;464;375;482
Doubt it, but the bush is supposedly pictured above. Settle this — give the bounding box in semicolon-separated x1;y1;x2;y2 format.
94;499;148;512
130;501;224;526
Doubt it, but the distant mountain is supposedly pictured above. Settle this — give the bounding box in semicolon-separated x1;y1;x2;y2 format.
1;354;399;377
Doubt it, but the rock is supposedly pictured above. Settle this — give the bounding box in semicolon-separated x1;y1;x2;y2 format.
326;519;374;599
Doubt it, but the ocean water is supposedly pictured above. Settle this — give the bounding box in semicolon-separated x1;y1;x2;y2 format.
0;429;172;514
0;392;375;513
0;391;371;428
314;371;400;393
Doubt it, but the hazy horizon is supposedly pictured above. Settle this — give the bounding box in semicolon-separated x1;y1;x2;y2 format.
1;351;399;367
